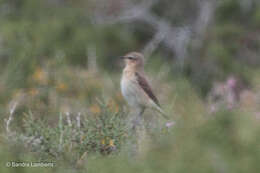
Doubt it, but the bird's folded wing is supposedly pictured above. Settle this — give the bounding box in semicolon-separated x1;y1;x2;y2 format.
135;72;160;107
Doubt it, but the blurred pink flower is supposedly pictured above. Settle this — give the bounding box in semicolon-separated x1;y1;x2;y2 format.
226;76;237;89
165;121;175;128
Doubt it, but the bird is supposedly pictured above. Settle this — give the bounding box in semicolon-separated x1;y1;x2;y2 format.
120;52;169;128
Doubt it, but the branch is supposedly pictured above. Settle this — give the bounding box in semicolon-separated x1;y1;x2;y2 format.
5;101;18;134
91;0;218;63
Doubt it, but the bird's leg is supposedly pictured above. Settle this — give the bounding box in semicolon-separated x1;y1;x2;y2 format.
138;107;145;118
133;107;149;157
132;107;145;131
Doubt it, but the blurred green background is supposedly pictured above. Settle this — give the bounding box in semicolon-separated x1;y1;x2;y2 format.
0;0;260;172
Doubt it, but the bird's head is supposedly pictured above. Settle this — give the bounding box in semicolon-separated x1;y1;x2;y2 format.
121;52;144;70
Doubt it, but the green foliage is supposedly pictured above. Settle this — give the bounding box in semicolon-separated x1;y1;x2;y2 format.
0;0;260;173
20;100;128;162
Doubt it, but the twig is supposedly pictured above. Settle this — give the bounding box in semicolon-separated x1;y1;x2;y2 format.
77;112;81;129
59;112;64;151
66;112;72;127
5;101;19;134
143;30;167;58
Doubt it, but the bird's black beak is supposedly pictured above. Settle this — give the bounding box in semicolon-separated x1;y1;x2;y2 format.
120;56;126;60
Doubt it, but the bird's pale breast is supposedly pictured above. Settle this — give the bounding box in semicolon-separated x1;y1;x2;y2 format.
121;72;143;107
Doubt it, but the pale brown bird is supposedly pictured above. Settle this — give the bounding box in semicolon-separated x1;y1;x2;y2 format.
120;52;169;124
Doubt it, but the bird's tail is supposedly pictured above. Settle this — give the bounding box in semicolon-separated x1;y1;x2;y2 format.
153;104;170;120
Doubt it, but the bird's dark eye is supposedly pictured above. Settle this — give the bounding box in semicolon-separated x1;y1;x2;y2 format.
128;57;135;60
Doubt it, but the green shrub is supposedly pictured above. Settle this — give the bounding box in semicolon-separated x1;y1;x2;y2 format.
16;100;128;163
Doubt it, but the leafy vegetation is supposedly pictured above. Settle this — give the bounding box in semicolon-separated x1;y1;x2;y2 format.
0;0;260;172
